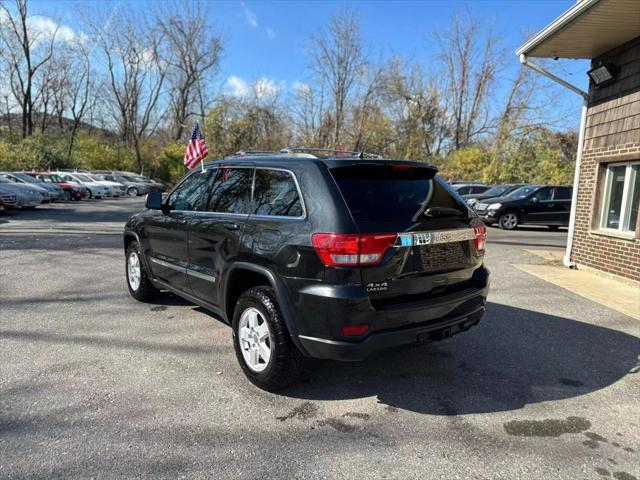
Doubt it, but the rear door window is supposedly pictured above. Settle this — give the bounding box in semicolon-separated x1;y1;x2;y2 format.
554;187;572;200
253;169;303;217
206;167;253;214
330;164;466;224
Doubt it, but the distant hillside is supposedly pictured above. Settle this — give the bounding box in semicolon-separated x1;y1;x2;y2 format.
0;113;116;138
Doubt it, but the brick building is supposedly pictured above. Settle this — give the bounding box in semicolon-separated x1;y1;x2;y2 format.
517;0;640;283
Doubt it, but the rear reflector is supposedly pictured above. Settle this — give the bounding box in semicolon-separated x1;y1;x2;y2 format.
473;225;487;251
311;233;397;267
342;324;369;336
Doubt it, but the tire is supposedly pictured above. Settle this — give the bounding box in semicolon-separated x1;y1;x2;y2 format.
547;225;560;231
499;211;519;230
127;187;138;197
125;241;159;301
63;190;71;201
87;189;93;199
232;286;304;391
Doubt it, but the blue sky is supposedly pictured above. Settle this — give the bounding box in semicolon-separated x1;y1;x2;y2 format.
26;0;589;127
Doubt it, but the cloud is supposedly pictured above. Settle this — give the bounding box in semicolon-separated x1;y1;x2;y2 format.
225;76;250;98
225;76;285;100
239;1;258;28
266;28;276;40
253;77;283;100
27;16;76;45
292;81;311;94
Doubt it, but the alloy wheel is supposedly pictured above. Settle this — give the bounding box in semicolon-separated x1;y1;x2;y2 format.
501;213;518;229
238;307;272;372
127;251;141;291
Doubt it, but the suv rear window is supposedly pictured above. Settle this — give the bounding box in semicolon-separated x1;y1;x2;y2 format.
331;164;466;223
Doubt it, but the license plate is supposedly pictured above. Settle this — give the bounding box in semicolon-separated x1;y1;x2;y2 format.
397;229;476;247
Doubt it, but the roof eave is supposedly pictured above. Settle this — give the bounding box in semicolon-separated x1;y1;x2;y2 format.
515;0;601;57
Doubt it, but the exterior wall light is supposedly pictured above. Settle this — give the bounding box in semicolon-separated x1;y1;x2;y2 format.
587;64;619;86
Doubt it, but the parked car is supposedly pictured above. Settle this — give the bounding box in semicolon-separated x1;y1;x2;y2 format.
82;173;125;197
118;172;165;193
452;183;491;196
29;173;86;200
463;183;527;207
0;176;44;208
93;172;149;196
57;172;110;199
0;191;18;212
5;171;64;201
473;185;572;230
123;153;490;390
0;172;52;202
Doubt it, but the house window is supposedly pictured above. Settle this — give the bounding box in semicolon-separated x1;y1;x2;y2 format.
600;162;640;234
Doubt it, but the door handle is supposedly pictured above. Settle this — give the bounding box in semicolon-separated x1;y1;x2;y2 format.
224;223;239;231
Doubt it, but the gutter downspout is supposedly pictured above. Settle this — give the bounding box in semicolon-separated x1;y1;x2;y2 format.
519;55;588;269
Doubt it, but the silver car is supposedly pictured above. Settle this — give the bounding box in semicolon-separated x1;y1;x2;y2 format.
0;177;44;208
0;172;51;202
5;172;63;201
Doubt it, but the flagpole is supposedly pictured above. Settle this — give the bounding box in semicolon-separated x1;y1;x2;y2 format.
200;159;205;173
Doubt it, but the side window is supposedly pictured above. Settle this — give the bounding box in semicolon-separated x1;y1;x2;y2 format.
206;167;253;214
554;187;572;200
533;187;552;202
166;171;212;211
253;169;303;217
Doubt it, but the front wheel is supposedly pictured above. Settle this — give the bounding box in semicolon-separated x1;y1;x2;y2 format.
87;189;93;199
125;241;159;301
499;212;519;230
232;286;303;391
127;187;138;197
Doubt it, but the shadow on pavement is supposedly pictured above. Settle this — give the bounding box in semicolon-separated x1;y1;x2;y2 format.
281;302;640;415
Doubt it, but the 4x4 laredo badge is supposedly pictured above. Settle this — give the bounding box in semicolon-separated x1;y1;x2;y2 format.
366;281;388;293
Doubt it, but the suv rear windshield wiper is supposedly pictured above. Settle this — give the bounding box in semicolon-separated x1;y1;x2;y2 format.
424;207;464;217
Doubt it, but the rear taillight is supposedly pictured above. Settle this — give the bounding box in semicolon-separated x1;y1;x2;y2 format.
474;225;487;251
311;233;397;267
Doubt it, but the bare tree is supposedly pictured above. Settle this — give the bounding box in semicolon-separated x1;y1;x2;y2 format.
0;0;58;137
309;11;366;148
156;0;222;141
435;11;503;151
89;10;167;172
381;58;449;159
289;82;330;147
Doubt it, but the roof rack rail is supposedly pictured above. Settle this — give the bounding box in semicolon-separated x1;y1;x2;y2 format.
280;147;382;160
233;150;280;156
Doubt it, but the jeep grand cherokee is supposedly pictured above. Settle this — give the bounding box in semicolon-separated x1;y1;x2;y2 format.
123;152;490;390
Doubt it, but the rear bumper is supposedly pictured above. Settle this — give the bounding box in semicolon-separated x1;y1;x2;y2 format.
298;306;485;361
288;265;490;361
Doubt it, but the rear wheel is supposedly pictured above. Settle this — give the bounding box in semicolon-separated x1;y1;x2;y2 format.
125;241;159;301
499;212;519;230
232;286;303;391
63;190;71;201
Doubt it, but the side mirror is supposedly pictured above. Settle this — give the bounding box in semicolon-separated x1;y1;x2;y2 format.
530;197;539;203
145;191;163;210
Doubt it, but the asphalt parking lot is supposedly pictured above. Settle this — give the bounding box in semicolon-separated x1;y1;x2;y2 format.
1;199;638;480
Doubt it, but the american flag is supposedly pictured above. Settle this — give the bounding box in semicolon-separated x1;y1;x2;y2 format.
183;122;208;169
